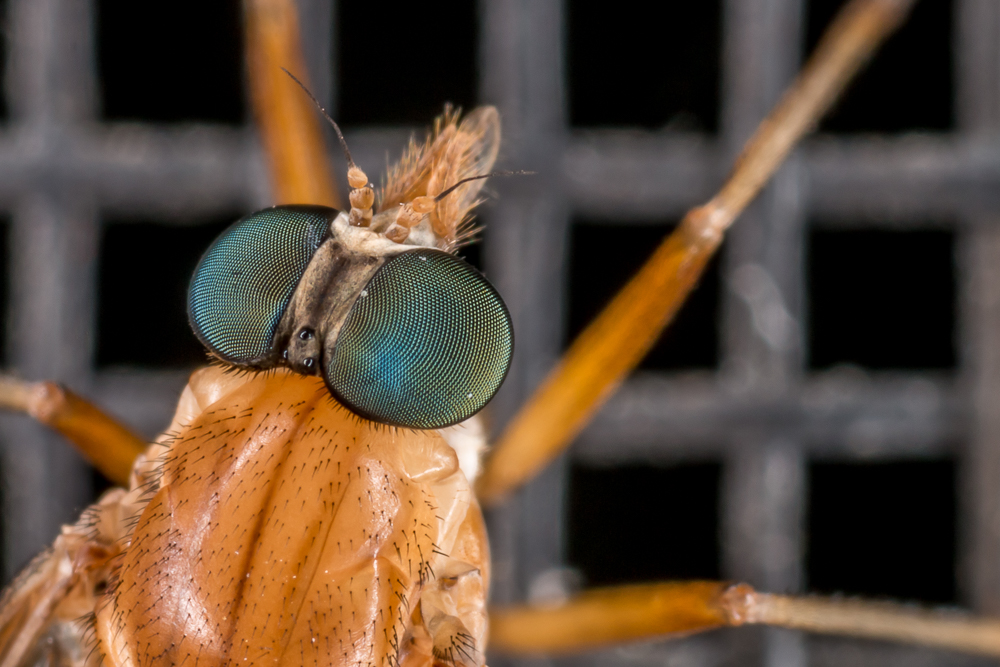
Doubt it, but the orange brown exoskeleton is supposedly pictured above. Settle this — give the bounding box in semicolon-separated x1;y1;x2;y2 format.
10;0;1000;665
97;366;490;667
0;106;502;667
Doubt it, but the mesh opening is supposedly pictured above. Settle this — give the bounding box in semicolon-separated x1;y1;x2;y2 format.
807;227;956;370
568;462;721;587
568;0;722;131
337;0;476;125
807;459;957;603
97;0;244;123
98;217;233;368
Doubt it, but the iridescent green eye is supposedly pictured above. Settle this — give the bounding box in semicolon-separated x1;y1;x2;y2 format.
188;205;332;365
327;250;513;429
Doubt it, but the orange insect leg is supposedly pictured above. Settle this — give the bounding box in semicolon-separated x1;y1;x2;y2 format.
0;376;145;486
489;584;1000;658
244;0;340;208
476;0;918;505
489;581;751;654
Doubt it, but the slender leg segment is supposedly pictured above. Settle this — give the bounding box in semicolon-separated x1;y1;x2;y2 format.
489;586;1000;659
244;0;341;208
0;376;145;486
488;582;752;653
475;0;918;505
750;594;1000;658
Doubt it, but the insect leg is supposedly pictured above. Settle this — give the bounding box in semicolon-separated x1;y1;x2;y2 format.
0;489;128;667
489;585;1000;659
244;0;340;208
488;581;748;654
0;376;145;486
0;551;77;667
475;0;918;505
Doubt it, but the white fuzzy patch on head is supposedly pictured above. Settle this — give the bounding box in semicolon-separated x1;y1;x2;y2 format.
332;210;442;256
439;415;487;482
403;220;439;248
332;211;405;256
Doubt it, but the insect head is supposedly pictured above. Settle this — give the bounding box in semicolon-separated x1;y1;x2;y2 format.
187;202;513;430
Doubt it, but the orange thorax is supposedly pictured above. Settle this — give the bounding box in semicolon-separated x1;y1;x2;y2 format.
96;367;488;667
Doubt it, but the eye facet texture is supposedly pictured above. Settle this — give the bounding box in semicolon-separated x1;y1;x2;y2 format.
328;250;513;429
188;206;331;364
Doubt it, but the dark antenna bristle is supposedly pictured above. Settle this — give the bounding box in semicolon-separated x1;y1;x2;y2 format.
281;67;356;168
435;170;536;202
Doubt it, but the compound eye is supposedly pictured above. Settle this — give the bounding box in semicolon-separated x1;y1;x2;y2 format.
327;250;513;429
188;205;332;365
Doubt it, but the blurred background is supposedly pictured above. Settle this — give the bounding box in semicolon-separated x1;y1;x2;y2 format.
0;0;994;666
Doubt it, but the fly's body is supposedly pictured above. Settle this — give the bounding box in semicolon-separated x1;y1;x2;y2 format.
0;106;506;667
97;367;488;667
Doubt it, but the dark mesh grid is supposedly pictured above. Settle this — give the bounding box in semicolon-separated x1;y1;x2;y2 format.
5;5;996;665
188;206;332;363
328;250;513;429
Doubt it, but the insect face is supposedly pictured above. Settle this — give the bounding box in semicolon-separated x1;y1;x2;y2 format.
188;204;332;365
188;203;513;429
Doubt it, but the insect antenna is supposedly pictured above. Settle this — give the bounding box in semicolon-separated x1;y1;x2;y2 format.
434;170;535;202
281;67;375;226
281;67;354;168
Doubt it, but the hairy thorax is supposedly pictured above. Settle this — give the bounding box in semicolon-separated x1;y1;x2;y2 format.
94;366;489;667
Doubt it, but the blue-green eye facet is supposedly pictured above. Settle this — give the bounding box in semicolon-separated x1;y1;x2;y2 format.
188;205;333;365
327;250;513;429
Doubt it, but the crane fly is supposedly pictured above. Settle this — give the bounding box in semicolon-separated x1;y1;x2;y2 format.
2;0;1000;666
0;94;510;667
